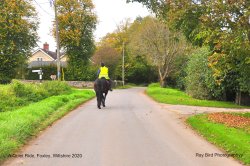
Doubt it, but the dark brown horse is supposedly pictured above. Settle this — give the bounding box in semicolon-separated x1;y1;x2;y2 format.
94;78;109;109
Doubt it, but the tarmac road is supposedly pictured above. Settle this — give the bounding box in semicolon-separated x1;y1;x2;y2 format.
4;88;242;166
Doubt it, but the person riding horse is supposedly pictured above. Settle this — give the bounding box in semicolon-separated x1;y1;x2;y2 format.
94;62;112;109
97;62;112;91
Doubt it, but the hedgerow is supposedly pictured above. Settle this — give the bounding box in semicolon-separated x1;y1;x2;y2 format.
0;80;71;112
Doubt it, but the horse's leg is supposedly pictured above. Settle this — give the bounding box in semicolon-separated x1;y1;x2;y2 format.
96;91;101;109
102;98;105;107
102;92;107;107
101;92;105;107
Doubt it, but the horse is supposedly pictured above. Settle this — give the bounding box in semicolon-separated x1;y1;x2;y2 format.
94;78;109;109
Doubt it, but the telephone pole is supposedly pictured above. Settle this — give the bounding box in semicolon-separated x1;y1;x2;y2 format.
122;42;125;86
54;0;61;80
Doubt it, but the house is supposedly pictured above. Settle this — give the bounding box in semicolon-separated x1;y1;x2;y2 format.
28;42;67;68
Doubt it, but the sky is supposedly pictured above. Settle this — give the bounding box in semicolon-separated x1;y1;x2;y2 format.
32;0;150;51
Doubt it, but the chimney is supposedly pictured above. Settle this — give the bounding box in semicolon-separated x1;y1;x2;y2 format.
43;42;49;51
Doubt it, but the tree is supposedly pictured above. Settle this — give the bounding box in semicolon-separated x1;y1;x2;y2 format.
205;1;250;96
93;19;131;81
92;44;121;79
100;19;131;52
185;47;224;100
126;55;158;84
91;17;159;84
128;0;250;95
56;0;97;80
0;0;38;83
130;17;187;87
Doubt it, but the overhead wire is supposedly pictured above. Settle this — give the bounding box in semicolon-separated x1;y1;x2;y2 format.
33;0;54;17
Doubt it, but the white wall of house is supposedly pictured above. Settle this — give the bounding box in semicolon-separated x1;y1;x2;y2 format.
60;55;67;62
28;50;54;62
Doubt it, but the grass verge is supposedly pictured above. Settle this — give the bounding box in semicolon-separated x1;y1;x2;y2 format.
146;83;246;108
114;83;145;89
115;84;134;89
0;80;72;112
0;89;95;163
187;114;250;164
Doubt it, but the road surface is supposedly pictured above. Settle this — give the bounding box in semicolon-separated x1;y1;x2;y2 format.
4;88;242;166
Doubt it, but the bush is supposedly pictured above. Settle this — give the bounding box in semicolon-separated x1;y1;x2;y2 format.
64;64;98;81
0;86;22;112
185;47;223;100
41;81;71;96
0;80;72;112
26;64;98;81
11;80;48;102
125;55;158;84
148;83;160;88
0;73;12;84
26;65;59;80
168;55;189;90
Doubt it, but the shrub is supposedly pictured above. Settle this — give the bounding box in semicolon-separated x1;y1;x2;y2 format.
126;55;158;84
27;64;98;81
0;73;12;84
185;47;223;100
41;81;71;96
0;80;72;112
11;80;36;98
11;80;48;102
64;63;98;81
169;55;189;90
0;87;22;112
26;65;59;80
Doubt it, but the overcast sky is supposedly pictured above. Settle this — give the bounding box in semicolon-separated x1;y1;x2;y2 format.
33;0;150;51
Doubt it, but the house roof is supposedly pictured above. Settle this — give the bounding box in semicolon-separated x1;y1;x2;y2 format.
41;49;65;60
31;48;65;60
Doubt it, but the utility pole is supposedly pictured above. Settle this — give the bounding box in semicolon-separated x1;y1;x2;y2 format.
122;42;125;86
54;0;61;80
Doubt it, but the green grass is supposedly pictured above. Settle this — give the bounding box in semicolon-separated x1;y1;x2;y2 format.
0;89;95;163
115;83;145;89
187;114;250;164
115;84;134;89
0;80;72;112
146;83;246;108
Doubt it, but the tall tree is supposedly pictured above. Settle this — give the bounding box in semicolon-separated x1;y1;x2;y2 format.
130;17;187;87
92;44;121;79
91;17;159;83
0;0;38;83
95;20;131;80
56;0;97;80
129;0;250;96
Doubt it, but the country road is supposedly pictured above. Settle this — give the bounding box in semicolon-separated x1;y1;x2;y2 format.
4;88;242;166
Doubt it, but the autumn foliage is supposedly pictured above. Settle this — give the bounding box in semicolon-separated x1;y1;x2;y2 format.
0;0;38;83
208;113;250;129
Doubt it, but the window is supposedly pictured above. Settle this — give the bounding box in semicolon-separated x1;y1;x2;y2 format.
37;57;43;61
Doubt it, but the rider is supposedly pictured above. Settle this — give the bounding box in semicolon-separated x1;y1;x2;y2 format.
97;62;112;91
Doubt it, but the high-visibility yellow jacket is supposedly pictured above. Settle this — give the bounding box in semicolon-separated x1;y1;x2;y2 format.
98;66;110;79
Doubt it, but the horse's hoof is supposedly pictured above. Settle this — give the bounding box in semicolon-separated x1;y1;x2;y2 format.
103;105;105;107
98;106;101;109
